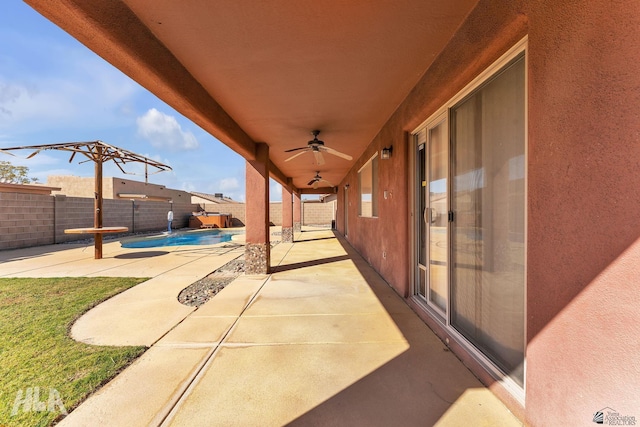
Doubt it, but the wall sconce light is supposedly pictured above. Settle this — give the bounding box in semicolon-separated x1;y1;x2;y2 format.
344;184;350;190
381;146;393;160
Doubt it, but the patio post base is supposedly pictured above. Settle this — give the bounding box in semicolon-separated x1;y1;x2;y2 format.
281;227;293;243
245;242;270;274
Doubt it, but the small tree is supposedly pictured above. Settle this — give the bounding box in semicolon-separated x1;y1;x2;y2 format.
0;160;37;184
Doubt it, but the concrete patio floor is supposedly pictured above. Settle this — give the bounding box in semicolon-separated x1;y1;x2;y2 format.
0;228;522;426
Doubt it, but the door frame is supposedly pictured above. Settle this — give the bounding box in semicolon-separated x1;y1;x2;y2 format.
408;36;528;403
343;185;349;237
413;112;449;320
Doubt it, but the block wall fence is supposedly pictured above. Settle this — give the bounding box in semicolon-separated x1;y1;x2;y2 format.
198;201;335;226
1;191;336;251
0;192;196;250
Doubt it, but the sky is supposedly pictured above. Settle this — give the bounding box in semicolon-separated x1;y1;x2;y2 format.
0;2;286;202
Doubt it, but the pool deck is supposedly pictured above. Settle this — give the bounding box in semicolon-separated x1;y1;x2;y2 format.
0;227;522;426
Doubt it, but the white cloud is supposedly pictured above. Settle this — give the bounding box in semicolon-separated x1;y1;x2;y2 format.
219;177;240;191
0;58;139;132
180;181;197;192
136;108;199;151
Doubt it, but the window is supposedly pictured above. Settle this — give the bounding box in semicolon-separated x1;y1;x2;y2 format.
358;153;378;217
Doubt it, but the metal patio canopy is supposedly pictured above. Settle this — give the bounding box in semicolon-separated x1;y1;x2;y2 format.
0;140;172;258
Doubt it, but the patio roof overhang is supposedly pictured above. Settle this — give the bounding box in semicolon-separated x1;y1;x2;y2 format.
24;0;479;193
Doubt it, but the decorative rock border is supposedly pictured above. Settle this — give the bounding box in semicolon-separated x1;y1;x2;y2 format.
177;256;245;307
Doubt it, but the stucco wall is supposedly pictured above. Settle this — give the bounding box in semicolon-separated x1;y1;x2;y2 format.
336;0;640;425
525;1;640;425
47;176;192;202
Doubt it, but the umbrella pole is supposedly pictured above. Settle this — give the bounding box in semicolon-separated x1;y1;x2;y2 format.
94;151;103;259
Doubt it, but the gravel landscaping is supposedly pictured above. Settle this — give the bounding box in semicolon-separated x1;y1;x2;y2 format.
177;256;245;306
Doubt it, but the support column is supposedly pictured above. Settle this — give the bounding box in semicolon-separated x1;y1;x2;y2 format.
281;179;293;243
245;143;270;274
293;191;301;233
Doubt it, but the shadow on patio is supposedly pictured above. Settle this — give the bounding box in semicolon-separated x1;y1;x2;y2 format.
7;228;519;426
286;232;521;426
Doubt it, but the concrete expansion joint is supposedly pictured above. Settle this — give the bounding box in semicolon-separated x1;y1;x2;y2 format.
239;312;385;318
219;340;407;347
154;342;220;349
190;314;239;319
155;274;273;426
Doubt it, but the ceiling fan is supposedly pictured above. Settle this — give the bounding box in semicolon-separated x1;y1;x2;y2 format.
307;171;333;189
284;130;352;165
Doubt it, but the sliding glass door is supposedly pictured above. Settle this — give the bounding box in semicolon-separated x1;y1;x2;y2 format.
450;55;525;387
413;49;526;388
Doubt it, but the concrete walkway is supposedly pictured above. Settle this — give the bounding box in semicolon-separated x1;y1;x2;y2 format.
0;235;245;346
0;229;522;426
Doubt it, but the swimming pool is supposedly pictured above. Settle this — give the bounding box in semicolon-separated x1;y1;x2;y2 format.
121;229;240;248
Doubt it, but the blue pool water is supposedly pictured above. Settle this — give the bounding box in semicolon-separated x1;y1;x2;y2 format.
121;229;238;248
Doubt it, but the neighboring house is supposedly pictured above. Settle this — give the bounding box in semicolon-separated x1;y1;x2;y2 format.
190;191;238;206
26;1;640;425
47;176;191;203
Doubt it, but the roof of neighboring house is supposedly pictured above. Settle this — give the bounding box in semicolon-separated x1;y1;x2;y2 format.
0;182;61;195
190;191;240;204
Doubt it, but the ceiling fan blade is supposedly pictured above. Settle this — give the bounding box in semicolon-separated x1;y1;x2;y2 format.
284;146;309;153
320;179;334;187
285;150;309;162
307;179;317;186
313;150;325;166
322;146;353;161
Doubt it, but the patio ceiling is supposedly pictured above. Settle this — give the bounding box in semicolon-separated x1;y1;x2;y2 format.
25;0;478;192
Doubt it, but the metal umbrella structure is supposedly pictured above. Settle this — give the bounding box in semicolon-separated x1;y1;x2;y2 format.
0;140;172;259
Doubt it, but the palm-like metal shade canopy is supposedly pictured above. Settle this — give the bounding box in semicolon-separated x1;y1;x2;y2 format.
0;140;172;259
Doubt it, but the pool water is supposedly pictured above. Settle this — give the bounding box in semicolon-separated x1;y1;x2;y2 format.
121;229;238;248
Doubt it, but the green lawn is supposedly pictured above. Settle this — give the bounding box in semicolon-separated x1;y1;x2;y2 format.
0;277;148;427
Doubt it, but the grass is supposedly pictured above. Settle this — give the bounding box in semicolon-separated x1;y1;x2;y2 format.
0;277;149;427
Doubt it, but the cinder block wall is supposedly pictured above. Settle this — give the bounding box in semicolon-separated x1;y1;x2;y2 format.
196;202;333;227
0;192;55;250
52;198;197;242
1;191;197;250
54;196;97;243
302;201;335;225
135;201;193;231
269;203;282;226
1;191;335;250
